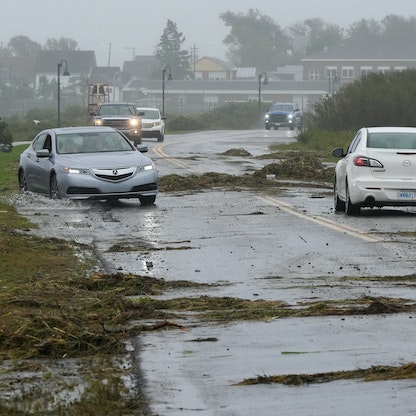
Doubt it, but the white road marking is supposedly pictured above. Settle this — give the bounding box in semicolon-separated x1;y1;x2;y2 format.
258;195;381;242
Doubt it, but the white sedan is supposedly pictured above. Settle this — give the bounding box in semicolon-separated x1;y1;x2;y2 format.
332;126;416;215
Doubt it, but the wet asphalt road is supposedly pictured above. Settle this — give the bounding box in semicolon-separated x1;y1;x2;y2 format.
15;129;416;415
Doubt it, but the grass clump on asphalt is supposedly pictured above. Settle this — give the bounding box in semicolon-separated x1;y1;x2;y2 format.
236;363;416;386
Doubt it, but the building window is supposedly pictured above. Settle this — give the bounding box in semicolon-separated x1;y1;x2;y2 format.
194;71;203;80
341;66;354;79
208;72;226;81
204;95;218;108
325;66;337;79
377;66;390;74
360;66;373;76
308;69;319;81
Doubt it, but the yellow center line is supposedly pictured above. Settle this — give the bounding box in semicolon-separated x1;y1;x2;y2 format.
153;140;201;173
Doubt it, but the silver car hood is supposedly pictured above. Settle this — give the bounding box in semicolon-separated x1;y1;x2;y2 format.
57;151;152;168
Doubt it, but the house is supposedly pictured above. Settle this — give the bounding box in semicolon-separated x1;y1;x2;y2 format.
122;55;155;81
123;78;328;114
0;57;36;88
194;57;234;81
34;50;96;98
301;36;416;92
0;56;37;116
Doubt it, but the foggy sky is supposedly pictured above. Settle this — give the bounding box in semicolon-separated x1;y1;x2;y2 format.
2;0;416;67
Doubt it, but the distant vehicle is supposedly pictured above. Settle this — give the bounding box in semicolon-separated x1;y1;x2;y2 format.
264;102;302;131
332;126;416;215
136;107;166;142
89;102;143;145
18;126;158;205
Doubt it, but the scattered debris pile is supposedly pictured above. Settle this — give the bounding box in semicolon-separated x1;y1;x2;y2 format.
253;154;334;181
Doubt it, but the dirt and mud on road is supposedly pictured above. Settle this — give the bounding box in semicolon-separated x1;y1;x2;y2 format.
5;129;416;415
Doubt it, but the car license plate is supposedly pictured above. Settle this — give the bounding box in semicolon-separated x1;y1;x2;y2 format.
397;191;416;199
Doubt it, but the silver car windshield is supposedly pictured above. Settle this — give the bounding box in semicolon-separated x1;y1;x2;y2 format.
57;131;133;154
367;132;416;150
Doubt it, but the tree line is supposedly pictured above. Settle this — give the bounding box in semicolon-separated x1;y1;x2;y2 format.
2;12;416;80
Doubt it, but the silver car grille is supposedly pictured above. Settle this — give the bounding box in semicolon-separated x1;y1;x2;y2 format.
91;167;136;181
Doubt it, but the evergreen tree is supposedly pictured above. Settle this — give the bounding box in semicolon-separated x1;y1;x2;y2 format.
155;20;191;80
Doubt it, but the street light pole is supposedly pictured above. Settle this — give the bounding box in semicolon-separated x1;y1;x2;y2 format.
162;66;173;117
258;72;268;115
57;59;70;127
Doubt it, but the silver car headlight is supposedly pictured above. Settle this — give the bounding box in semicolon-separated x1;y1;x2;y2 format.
94;119;103;126
61;166;90;175
140;163;156;171
287;114;294;120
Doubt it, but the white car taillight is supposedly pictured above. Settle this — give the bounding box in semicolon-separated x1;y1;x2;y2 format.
354;156;383;167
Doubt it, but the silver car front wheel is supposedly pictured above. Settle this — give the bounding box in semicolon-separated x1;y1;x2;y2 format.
50;174;61;199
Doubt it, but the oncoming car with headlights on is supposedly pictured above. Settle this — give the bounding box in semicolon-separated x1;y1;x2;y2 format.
89;102;143;145
332;126;416;215
18;126;158;205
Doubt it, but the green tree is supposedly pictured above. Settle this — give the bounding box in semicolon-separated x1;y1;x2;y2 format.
155;20;191;80
287;18;343;59
7;35;42;58
36;75;56;99
308;70;416;130
381;14;416;37
303;18;343;56
44;37;79;51
221;9;290;69
0;118;13;144
347;18;382;38
347;15;416;39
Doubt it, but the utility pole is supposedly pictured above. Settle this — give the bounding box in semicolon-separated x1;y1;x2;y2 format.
190;44;199;78
107;43;112;67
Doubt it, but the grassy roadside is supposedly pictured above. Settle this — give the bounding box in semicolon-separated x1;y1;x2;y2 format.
0;147;153;413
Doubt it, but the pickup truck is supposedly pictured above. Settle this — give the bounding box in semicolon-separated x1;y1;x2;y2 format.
89;102;144;145
264;102;303;131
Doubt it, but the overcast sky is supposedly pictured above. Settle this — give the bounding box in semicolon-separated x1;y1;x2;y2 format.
2;0;416;67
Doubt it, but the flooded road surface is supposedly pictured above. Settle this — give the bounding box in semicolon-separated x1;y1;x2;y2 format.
15;130;416;415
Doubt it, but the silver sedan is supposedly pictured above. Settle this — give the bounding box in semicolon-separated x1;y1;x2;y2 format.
18;126;158;205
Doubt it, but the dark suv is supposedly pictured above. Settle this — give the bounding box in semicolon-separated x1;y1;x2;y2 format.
90;102;143;145
264;102;303;131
